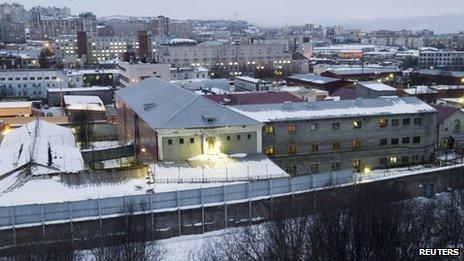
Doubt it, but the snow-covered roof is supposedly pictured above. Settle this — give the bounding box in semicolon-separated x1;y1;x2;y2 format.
235;76;271;84
0;119;84;176
48;87;112;93
287;74;339;84
358;82;396;91
116;77;261;129
64;95;106;112
0;101;32;109
231;97;436;123
403;86;438;95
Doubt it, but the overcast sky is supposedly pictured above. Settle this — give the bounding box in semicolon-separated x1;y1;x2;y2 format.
5;0;464;26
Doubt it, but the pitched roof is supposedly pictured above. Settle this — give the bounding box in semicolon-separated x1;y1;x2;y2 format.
115;77;261;129
232;97;436;123
204;91;303;106
430;104;460;123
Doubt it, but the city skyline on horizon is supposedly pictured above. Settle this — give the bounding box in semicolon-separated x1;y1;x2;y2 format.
3;0;464;27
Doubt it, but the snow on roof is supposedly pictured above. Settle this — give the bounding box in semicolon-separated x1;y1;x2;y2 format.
116;77;261;129
0;101;32;109
0;119;84;176
358;82;396;91
48;86;112;93
235;76;271;84
64;95;105;112
327;67;401;75
287;74;339;84
403;86;438;95
231;97;436;123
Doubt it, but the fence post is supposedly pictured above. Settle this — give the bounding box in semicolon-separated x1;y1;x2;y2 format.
148;194;155;241
177;189;181;236
11;205;16;248
69;202;74;250
98;197;103;245
40;204;46;242
201;186;205;233
223;185;228;229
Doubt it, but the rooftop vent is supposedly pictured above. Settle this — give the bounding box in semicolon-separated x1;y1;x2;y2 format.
143;102;158;111
202;115;216;123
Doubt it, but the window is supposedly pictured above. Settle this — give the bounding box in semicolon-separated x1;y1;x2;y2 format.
168;139;173;145
403;118;411;125
401;156;409;164
265;147;275;156
247;134;251;139
332;122;340;130
237;135;241;140
332;142;341;151
352;140;362;149
331;161;341;171
412;155;419;162
310;123;319;131
353;120;362;129
379;118;388;128
379;158;388;165
454;120;461;132
288;124;297;133
190;138;195;143
265;125;275;134
289;144;297;154
402;137;410;144
392;119;399;126
310;163;319;174
380;139;387;146
226;136;231;141
414;118;422;125
413;136;421;144
352;160;361;169
311;143;319;152
389;156;398;164
391;138;399;145
179;138;184;144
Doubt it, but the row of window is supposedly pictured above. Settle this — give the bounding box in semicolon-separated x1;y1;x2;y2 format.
166;134;252;145
0;76;58;81
265;117;422;134
265;136;421;156
301;155;421;174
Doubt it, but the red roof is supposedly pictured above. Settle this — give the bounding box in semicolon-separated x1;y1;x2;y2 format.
430;104;459;123
204;91;303;106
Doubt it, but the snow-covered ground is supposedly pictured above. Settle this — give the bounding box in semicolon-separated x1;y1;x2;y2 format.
151;153;288;182
80;140;120;151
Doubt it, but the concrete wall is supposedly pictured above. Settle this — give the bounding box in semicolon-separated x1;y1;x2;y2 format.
263;112;436;174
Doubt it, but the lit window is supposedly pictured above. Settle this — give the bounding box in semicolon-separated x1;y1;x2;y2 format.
288;124;297;133
379;118;388;128
289;144;297;154
352;160;361;168
265;125;275;134
265;147;275;156
389;156;398;164
353;120;362;129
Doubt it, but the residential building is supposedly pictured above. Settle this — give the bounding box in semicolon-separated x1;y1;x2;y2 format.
432;104;464;150
356;82;397;98
115;77;263;162
118;60;171;86
286;74;348;93
232;97;437;174
234;76;273;92
170;67;210;80
276;86;329;101
153;15;171;37
418;49;464;71
0;3;27;43
0;69;67;99
64;95;106;122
